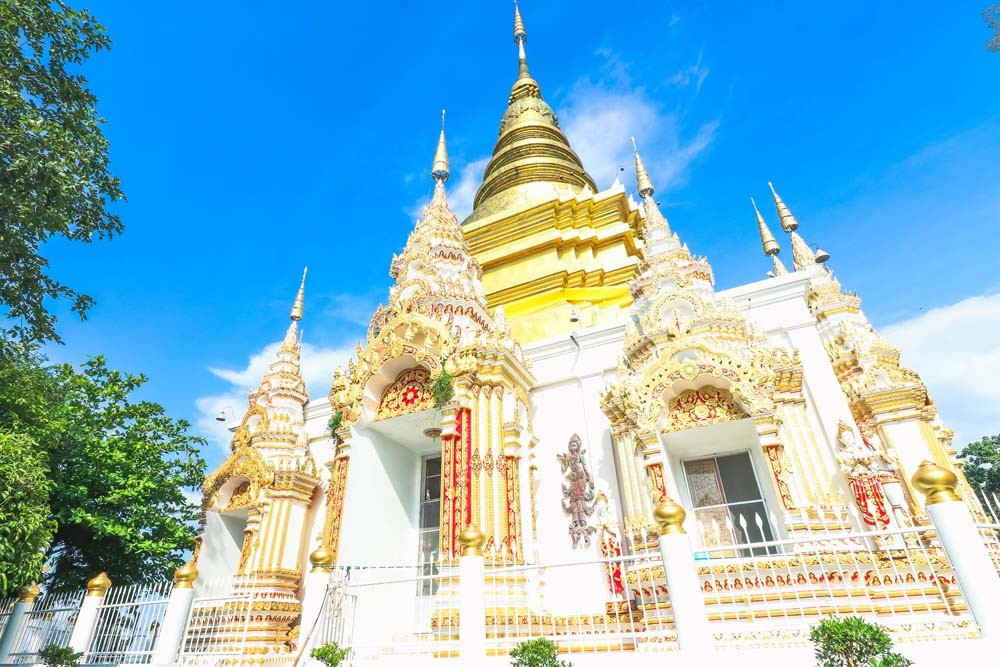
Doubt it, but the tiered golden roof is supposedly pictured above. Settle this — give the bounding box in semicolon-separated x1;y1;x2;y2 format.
466;4;596;225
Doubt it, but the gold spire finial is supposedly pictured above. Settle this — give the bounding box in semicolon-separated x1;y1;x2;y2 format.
513;1;527;45
290;267;307;322
768;181;799;232
752;197;780;256
432;109;450;183
631;136;655;197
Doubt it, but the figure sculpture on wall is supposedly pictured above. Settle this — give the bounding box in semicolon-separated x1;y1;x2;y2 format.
835;421;895;529
558;434;596;547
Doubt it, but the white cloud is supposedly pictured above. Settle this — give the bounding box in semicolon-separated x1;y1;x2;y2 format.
559;52;718;191
881;293;1000;449
196;340;354;455
666;49;710;92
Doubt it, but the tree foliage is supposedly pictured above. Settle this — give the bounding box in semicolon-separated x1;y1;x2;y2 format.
0;348;206;593
0;431;55;593
509;638;572;667
986;5;1000;52
0;0;124;347
809;617;911;667
960;433;1000;498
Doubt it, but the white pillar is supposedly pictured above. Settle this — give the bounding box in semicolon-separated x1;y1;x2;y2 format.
654;497;713;654
912;461;1000;640
151;560;198;666
457;525;486;660
0;585;40;662
297;546;335;653
69;572;111;655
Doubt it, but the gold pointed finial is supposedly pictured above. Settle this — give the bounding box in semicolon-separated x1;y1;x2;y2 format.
86;572;112;597
653;496;687;535
772;254;789;276
513;1;527;45
631;136;655;197
173;559;198;589
432;109;450;183
912;460;961;506
752;197;780;256
768;181;799;232
290;267;307;321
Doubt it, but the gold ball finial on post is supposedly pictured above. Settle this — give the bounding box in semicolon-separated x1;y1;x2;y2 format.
173;559;199;589
86;572;112;598
309;545;336;572
17;583;41;603
457;525;486;557
653;496;687;535
911;460;961;506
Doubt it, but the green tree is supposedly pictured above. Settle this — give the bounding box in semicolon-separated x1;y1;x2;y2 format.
986;5;1000;52
810;617;911;667
959;434;1000;499
0;431;55;592
509;638;572;667
0;0;124;347
0;349;206;592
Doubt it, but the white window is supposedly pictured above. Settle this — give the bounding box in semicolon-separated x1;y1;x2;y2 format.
417;455;441;595
683;451;776;554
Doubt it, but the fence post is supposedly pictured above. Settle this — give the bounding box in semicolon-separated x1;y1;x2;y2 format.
0;584;40;662
654;496;712;654
150;560;198;666
297;546;335;654
912;460;1000;639
68;572;111;654
457;525;486;660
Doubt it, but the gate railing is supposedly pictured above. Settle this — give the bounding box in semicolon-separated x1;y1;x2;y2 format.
85;581;172;664
7;590;84;664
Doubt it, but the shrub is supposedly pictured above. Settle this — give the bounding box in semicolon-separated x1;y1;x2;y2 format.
327;412;343;442
430;365;454;407
310;641;350;667
509;637;572;667
38;644;82;667
809;617;912;667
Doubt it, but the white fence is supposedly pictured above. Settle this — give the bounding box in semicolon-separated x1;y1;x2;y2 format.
7;590;84;664
86;582;172;664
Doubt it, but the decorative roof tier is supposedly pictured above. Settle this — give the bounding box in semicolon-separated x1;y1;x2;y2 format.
465;3;596;224
627;138;714;307
228;268;310;456
330;120;533;426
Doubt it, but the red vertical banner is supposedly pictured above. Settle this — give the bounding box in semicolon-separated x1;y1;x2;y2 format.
441;407;473;558
503;455;521;561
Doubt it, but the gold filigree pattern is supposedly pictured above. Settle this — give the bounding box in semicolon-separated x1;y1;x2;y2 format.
376;367;433;420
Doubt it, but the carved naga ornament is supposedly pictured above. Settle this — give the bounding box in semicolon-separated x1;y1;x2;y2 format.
558;434;596;547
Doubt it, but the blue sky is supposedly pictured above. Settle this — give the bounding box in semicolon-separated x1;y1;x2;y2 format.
43;2;1000;467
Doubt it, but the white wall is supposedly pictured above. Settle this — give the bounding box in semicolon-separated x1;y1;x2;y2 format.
337;424;420;566
199;510;245;582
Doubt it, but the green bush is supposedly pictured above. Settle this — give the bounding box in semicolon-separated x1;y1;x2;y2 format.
38;644;82;667
809;617;912;667
310;641;350;667
430;365;454;407
327;411;344;442
509;637;572;667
